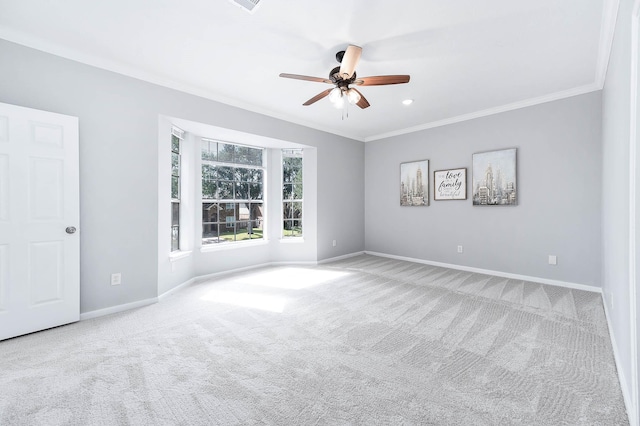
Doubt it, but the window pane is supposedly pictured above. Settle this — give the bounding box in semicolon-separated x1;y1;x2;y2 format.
218;143;235;163
216;166;234;181
171;135;180;153
250;203;263;221
202;140;217;161
283;164;294;183
220;220;235;242
249;220;263;239
292;222;303;237
202;223;219;245
293;184;303;200
202;180;216;199
237;203;250;222
283;220;302;237
171;176;179;199
202;203;218;223
220;203;235;223
248;148;263;166
283;183;293;200
218;181;234;199
284;155;302;169
249;183;263;200
248;168;262;183
234;167;249;182
283;201;292;220
171;202;180;226
292;202;302;219
171;152;180;176
284;166;301;183
236;183;249;200
236;221;249;240
235;146;250;165
202;164;216;180
171;226;179;251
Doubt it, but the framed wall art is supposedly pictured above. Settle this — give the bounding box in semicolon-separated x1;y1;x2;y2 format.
472;148;517;206
400;160;428;206
434;168;467;200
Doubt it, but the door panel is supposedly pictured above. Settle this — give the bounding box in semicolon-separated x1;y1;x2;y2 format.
0;155;8;220
29;157;64;220
29;241;63;305
0;102;79;341
0;244;7;312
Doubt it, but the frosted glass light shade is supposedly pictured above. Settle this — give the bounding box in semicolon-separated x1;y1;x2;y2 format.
328;87;342;103
347;89;361;104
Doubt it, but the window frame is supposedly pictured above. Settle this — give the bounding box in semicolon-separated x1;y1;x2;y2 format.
282;148;303;239
201;138;266;246
170;127;184;252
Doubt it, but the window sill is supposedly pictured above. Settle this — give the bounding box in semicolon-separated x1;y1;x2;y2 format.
280;237;304;243
169;250;192;262
200;239;269;252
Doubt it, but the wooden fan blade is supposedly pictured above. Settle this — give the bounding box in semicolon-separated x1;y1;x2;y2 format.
355;75;410;86
339;45;362;79
351;88;370;109
279;73;332;84
303;89;332;106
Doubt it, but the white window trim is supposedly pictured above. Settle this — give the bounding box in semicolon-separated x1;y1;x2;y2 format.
282;149;304;240
169;250;192;262
200;239;268;252
170;127;184;253
199;139;267;248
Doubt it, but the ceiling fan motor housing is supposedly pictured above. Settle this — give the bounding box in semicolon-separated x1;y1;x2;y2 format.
329;66;357;86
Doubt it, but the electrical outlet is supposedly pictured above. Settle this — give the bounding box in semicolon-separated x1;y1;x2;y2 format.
332;240;337;247
111;273;122;286
548;255;557;265
457;245;463;254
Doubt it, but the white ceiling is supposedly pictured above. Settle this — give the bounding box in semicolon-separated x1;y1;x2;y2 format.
0;0;617;141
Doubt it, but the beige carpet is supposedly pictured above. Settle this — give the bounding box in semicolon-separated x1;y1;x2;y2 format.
0;254;629;425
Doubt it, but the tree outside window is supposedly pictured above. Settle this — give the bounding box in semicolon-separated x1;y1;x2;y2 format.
282;149;303;238
201;139;264;244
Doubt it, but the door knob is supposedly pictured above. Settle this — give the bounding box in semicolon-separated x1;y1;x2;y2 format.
65;226;77;234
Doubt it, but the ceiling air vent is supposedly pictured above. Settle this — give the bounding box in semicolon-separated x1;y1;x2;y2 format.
229;0;261;13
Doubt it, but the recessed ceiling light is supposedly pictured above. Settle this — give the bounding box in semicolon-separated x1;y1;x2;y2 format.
402;99;414;106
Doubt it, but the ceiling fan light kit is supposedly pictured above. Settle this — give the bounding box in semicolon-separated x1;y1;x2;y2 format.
279;44;410;114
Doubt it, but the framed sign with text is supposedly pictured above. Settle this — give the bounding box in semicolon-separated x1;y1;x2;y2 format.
434;168;467;200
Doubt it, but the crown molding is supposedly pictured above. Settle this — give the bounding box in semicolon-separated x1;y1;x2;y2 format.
0;28;365;142
364;83;601;142
595;0;621;88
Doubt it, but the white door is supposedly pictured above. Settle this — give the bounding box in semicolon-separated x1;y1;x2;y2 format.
0;102;79;341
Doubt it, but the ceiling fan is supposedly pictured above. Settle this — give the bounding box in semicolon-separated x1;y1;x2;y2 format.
279;45;410;109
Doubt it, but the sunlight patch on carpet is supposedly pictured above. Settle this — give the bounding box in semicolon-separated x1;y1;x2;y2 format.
231;267;351;290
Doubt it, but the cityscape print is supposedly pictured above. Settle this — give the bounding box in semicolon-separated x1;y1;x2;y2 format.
400;160;429;206
472;148;517;206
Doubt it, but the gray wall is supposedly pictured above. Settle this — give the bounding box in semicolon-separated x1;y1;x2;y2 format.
365;92;602;287
0;39;364;314
601;0;637;420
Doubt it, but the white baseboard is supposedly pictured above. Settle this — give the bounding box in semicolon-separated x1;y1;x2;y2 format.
270;260;318;266
80;297;158;321
158;277;197;301
364;251;602;294
193;262;273;283
318;251;365;264
602;294;636;426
